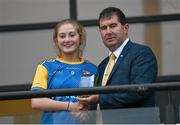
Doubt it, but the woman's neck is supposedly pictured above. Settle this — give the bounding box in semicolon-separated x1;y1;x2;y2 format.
58;54;81;62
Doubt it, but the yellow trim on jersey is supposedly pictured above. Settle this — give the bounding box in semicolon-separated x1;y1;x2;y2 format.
56;56;84;64
31;64;48;89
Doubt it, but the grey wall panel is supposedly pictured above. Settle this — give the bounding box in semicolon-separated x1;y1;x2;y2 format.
160;0;180;14
0;30;55;85
0;0;69;25
84;27;108;65
77;0;143;20
161;21;180;75
160;0;180;75
0;36;3;82
128;24;145;45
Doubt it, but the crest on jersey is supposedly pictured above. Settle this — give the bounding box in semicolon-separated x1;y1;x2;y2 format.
82;70;90;75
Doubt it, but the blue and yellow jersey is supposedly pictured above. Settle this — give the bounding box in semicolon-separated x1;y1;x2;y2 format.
31;56;98;124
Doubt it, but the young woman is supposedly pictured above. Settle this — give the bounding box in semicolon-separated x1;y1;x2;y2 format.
31;19;98;124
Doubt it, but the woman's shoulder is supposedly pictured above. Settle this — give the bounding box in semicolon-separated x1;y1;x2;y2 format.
38;57;61;70
84;60;98;69
40;58;57;65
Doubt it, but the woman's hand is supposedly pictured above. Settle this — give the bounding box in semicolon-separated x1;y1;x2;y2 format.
68;102;84;112
69;102;91;123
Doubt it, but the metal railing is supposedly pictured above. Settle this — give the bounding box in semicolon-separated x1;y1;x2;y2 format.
0;75;180;124
0;82;180;101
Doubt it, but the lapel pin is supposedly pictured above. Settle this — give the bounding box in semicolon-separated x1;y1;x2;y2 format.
120;55;123;57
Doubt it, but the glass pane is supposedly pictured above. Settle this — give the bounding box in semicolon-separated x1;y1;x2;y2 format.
1;90;180;124
0;102;160;124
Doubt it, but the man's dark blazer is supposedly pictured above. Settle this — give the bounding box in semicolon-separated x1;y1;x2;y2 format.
98;40;158;109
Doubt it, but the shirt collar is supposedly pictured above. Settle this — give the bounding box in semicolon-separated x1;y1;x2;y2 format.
56;56;84;64
109;38;129;59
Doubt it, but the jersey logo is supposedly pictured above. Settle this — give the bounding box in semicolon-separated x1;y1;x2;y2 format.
82;70;90;75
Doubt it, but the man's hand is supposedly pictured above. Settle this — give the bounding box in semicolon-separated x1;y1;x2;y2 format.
77;95;99;105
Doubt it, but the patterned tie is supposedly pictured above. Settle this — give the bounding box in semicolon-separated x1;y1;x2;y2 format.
102;53;116;86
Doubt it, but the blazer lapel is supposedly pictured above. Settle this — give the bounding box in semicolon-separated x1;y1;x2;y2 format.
99;57;109;86
106;40;133;85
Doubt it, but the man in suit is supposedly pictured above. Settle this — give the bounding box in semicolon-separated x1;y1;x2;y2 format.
77;7;158;122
